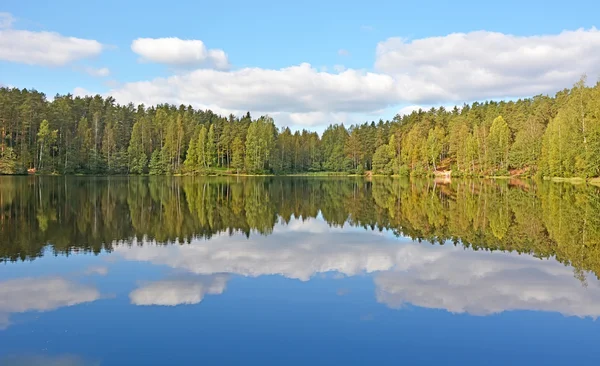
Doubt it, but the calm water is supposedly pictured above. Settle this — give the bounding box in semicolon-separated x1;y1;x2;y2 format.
1;176;600;365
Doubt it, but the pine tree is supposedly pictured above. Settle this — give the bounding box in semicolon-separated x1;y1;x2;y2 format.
427;126;445;171
487;116;510;172
372;144;393;175
207;124;217;168
37;119;57;172
183;132;198;172
128;120;148;174
148;149;164;175
231;137;244;174
196;126;208;169
0;147;16;174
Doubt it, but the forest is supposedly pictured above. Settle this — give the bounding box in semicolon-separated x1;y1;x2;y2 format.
0;76;599;178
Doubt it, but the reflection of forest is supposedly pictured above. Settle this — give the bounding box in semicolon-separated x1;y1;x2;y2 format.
1;176;599;278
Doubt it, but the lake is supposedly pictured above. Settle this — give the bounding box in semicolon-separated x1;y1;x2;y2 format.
1;176;599;365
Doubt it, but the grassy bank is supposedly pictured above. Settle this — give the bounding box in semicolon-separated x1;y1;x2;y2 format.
6;170;600;185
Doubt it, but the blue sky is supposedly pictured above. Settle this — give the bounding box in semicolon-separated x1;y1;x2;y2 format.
1;0;600;131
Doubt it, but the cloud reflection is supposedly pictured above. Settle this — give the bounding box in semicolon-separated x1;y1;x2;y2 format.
0;277;100;329
115;217;600;317
374;245;600;317
130;275;228;306
116;219;399;281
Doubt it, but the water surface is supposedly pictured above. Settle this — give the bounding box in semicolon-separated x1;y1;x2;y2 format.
1;176;599;365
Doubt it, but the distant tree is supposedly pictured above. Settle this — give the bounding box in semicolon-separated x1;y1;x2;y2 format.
37;119;57;172
207;124;217;168
148;149;164;175
487;116;510;171
231;137;244;174
128;120;148;174
0;147;16;174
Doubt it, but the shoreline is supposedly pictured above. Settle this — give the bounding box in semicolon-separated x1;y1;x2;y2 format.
3;172;600;184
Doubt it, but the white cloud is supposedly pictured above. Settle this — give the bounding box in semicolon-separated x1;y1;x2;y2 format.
84;67;110;77
107;63;398;116
0;14;103;67
0;12;14;29
338;49;350;57
130;275;228;306
131;37;230;70
0;277;100;329
375;28;600;103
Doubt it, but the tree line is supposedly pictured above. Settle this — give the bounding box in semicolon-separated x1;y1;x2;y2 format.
1;76;599;177
1;176;599;282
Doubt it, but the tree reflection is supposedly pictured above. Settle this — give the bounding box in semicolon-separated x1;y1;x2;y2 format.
1;176;599;280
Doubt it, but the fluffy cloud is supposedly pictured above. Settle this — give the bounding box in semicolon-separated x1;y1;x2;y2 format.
83;67;110;77
130;275;228;306
114;217;600;317
0;277;100;329
0;14;103;67
107;63;398;115
375;28;600;103
131;37;230;70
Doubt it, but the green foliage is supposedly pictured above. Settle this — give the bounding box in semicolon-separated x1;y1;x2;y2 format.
0;147;17;174
148;150;165;175
487;116;510;170
245;116;275;173
128;120;148;174
206;124;217;168
231;137;244;173
426;126;445;170
356;163;365;175
196;126;208;169
322;124;351;172
36;119;58;173
397;164;410;177
372;144;393;175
